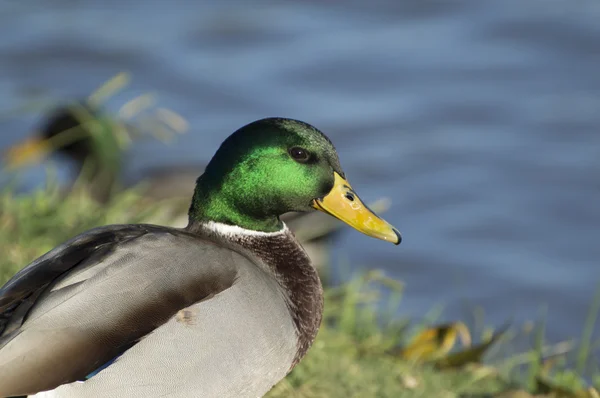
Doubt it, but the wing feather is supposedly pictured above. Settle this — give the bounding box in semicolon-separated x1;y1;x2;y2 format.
0;224;238;397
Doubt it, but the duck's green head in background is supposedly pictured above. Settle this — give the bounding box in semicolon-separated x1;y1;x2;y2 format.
190;118;401;244
3;101;123;203
4;101;120;169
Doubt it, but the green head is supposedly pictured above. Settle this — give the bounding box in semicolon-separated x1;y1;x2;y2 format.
4;101;123;198
189;118;401;244
190;118;342;231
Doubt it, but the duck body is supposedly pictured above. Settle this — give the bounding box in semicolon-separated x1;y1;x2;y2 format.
0;222;321;397
0;118;399;397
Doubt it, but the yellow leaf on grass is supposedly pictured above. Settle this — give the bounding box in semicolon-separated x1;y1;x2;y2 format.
400;322;471;362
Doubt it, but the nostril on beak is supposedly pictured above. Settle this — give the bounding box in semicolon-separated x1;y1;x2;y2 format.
345;193;354;201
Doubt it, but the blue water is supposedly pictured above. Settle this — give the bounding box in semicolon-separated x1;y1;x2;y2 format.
1;0;599;345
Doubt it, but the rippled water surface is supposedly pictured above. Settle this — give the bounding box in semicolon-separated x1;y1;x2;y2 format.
1;0;599;342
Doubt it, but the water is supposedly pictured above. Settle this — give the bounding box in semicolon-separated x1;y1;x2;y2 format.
1;0;599;344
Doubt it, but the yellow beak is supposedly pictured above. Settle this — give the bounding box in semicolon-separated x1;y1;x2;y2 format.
3;136;51;169
312;172;401;245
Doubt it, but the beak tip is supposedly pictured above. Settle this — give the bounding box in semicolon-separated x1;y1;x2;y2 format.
392;228;402;245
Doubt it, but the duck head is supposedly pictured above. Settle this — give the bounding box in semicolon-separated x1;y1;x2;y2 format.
4;101;103;169
189;118;401;244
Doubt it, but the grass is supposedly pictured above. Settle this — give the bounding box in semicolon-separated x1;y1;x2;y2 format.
0;175;164;283
0;180;598;397
267;277;509;398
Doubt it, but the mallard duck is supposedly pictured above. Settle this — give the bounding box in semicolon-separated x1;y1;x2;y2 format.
4;102;379;268
4;101;124;203
0;117;400;397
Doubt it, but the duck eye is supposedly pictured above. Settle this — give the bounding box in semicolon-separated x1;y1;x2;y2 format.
289;147;310;163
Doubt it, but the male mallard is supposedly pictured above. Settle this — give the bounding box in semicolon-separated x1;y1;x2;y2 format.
3;102;363;268
0;118;400;398
4;100;203;204
4;101;123;203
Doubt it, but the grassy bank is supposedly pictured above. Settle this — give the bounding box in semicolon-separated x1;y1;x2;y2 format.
0;181;597;397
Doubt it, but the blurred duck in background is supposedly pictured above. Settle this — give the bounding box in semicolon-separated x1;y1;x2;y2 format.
5;101;125;203
4;100;191;204
3;100;390;268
